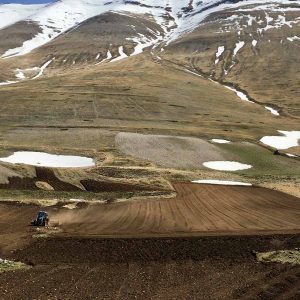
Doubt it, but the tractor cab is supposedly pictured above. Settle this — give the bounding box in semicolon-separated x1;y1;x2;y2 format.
31;211;49;226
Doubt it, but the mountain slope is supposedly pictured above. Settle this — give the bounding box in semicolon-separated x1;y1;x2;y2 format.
1;0;298;58
1;0;298;116
0;0;299;147
0;0;299;198
164;2;300;117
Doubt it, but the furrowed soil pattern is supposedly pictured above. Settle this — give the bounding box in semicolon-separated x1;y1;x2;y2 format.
52;183;300;236
0;183;300;299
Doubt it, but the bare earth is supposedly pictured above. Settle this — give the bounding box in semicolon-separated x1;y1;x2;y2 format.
54;183;300;237
115;132;225;169
0;183;300;299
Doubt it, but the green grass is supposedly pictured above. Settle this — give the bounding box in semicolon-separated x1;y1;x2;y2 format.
257;250;300;266
218;142;300;178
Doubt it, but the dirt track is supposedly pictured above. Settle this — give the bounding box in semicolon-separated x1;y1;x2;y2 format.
54;183;300;237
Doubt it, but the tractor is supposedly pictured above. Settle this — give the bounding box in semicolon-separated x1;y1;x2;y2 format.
31;211;49;226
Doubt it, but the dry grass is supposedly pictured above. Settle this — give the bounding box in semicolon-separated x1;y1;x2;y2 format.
0;7;298;201
0;260;30;273
257;250;300;266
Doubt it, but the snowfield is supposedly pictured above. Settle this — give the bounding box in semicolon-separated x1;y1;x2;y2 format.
0;3;46;30
0;151;95;168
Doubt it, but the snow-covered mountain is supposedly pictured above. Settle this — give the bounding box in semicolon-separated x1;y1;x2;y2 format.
0;0;299;119
1;0;299;58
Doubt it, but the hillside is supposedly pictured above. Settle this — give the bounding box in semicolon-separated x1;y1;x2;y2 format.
0;1;300;299
0;0;299;197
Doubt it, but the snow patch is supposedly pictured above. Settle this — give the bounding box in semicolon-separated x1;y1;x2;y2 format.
32;59;53;79
185;69;203;78
233;41;245;57
15;69;26;80
111;46;128;62
265;106;280;116
224;85;254;103
287;36;300;42
211;139;231;144
203;161;253;171
260;131;300;150
215;46;225;64
0;151;95;168
127;31;163;56
0;81;17;86
192;179;252;186
95;50;113;65
0;258;14;264
106;50;112;60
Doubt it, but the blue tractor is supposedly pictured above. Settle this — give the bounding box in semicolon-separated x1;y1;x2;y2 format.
31;211;49;226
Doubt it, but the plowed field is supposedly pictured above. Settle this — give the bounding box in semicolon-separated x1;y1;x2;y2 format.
1;183;300;299
55;183;300;237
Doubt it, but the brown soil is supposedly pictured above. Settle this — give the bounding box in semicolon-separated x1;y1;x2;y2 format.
81;179;160;193
54;183;300;237
0;183;300;299
0;235;299;299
